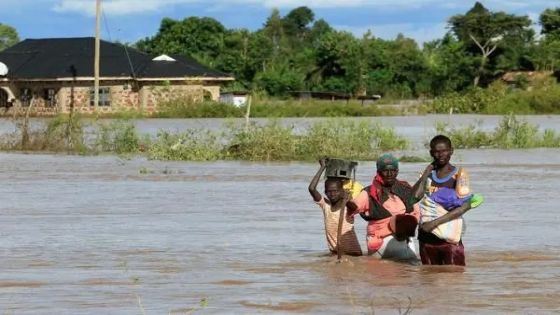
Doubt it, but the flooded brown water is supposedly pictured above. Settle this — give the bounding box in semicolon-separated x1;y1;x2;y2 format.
1;149;560;314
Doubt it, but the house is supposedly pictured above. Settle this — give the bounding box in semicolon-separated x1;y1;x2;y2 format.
219;91;249;107
0;37;234;115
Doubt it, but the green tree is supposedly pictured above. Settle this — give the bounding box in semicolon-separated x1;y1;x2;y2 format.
0;23;19;51
282;6;314;39
309;19;333;45
263;8;285;58
449;2;531;86
528;37;560;71
534;8;560;71
313;30;361;93
540;8;560;38
254;63;304;95
422;34;477;95
135;17;226;66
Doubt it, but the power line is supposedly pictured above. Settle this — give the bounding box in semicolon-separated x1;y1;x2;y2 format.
101;5;136;80
101;7;112;42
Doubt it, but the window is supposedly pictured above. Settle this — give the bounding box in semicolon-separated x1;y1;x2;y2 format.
20;88;32;107
89;87;111;106
0;89;9;107
43;88;57;107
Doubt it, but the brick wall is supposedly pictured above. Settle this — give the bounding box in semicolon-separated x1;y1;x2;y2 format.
0;80;223;116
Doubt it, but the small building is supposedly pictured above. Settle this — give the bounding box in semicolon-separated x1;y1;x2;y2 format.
219;91;249;107
0;37;234;116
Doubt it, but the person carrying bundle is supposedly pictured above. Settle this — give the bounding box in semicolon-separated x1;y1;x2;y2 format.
346;154;420;262
309;158;363;256
412;135;484;266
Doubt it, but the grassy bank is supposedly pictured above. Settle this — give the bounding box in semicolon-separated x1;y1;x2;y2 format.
429;80;560;115
151;97;419;118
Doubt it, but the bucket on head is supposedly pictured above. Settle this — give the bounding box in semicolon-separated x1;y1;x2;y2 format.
325;158;358;179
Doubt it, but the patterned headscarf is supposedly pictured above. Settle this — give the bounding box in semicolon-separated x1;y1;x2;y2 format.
376;153;399;171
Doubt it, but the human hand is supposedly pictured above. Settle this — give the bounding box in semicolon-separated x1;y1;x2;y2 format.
343;192;355;216
342;190;351;203
423;163;434;175
420;221;438;233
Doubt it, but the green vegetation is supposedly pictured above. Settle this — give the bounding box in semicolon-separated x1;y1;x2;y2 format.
297;120;408;160
429;80;560;114
148;119;410;161
0;23;19;51
151;97;408;118
147;129;223;161
154;99;244;118
226;121;298;161
0;114;410;161
4;3;560;117
95;120;141;154
248;99;404;117
131;2;560;112
2;114;560;160
0;113;88;153
436;114;560;148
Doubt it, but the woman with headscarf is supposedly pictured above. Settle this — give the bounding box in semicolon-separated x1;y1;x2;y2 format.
346;154;420;262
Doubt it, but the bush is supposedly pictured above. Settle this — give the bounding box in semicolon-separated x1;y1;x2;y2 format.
154;98;244;118
297;119;409;160
436;114;560;149
435;121;493;149
147;129;223;161
248;98;401;117
95;120;140;154
225;121;298;161
429;80;560;115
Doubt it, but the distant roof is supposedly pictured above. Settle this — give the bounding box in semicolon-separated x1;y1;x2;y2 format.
0;37;233;81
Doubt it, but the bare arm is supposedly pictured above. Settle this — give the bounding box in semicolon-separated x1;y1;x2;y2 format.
346;199;358;216
411;164;433;200
421;202;471;233
309;158;327;202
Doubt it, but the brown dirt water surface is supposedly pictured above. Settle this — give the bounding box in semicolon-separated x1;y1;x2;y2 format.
0;149;559;314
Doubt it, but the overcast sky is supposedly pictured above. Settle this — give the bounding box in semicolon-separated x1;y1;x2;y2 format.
1;0;557;45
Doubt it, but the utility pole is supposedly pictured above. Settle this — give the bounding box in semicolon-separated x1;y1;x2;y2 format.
94;0;101;107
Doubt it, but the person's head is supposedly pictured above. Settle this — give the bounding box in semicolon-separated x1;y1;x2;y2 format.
324;178;344;203
376;153;399;186
429;135;453;168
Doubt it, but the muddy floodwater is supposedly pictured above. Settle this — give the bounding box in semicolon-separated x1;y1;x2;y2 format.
0;149;559;314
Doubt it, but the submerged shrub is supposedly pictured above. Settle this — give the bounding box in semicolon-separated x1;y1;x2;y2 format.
493;114;539;149
147;129;223;161
297;119;409;160
226;121;298;161
0;114;87;153
435;121;493;149
435;115;560;149
95;120;139;154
